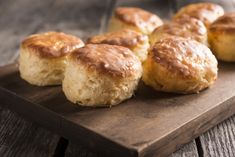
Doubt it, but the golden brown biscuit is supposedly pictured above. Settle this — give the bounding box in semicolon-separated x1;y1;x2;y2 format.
142;37;218;94
62;44;142;106
174;2;224;27
19;32;84;86
108;7;163;35
150;15;207;45
87;29;149;62
208;13;235;62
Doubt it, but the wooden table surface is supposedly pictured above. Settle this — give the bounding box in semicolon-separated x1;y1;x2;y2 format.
0;0;235;156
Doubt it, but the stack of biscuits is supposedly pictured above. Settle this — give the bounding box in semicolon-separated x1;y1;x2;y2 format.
19;3;235;107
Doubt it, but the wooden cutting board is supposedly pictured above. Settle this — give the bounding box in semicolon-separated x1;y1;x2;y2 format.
0;63;235;157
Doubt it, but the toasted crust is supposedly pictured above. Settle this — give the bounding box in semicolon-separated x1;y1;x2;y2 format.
208;13;235;62
63;43;142;106
87;29;147;48
21;32;84;58
87;29;149;62
209;13;235;33
70;44;141;78
149;37;217;79
19;31;84;86
174;2;224;26
150;15;207;45
115;7;162;27
110;7;163;34
142;37;218;94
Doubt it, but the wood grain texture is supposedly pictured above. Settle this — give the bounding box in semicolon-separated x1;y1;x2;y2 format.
0;0;113;156
1;0;235;157
1;61;235;157
170;141;198;157
36;0;111;39
0;0;235;157
0;0;64;156
0;106;60;157
66;140;199;157
199;115;235;157
0;0;54;66
65;0;199;156
175;1;235;157
0;0;111;66
199;0;235;154
65;142;97;157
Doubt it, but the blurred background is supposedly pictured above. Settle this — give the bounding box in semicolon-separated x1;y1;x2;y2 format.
1;0;234;66
1;0;235;157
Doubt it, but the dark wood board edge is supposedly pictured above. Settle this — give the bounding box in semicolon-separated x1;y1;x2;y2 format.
0;63;18;77
1;63;235;157
140;97;235;157
0;85;138;157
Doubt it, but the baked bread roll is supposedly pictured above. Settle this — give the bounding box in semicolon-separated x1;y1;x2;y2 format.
173;2;224;27
62;44;142;106
150;15;207;46
208;13;235;62
108;7;163;35
142;37;218;94
19;32;84;86
87;29;149;62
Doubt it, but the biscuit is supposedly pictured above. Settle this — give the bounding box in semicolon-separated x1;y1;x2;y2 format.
150;15;207;45
208;13;235;62
143;37;218;94
87;29;149;62
108;7;163;34
174;2;224;27
19;32;84;86
62;44;142;106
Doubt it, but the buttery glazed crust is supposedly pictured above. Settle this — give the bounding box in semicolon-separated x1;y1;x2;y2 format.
150;15;207;45
149;37;216;79
114;7;163;31
174;2;224;26
21;32;84;58
87;29;147;49
209;13;235;33
143;37;218;94
173;15;207;38
208;13;235;62
70;44;141;78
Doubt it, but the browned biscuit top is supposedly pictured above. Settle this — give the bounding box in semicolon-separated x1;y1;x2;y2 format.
174;2;224;26
21;32;84;58
209;13;235;33
149;37;217;79
70;44;141;78
87;29;147;48
154;15;206;41
114;7;163;29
